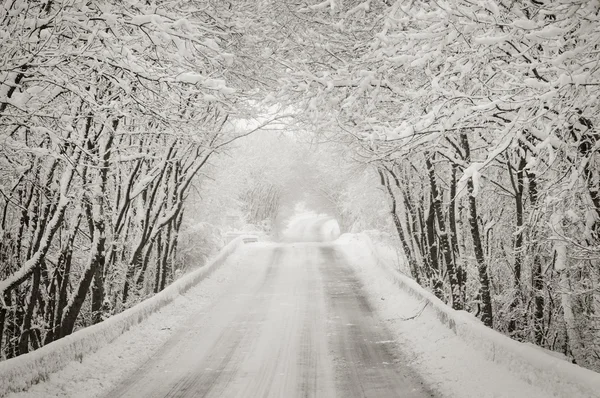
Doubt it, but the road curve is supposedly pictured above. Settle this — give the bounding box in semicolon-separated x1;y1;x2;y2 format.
106;243;436;398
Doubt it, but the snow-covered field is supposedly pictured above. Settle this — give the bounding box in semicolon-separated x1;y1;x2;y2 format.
3;241;258;398
337;233;600;398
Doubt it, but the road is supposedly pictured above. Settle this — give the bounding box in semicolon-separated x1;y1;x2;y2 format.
106;243;436;398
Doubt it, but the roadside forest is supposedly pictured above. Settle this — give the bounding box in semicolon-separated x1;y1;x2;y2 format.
2;0;600;372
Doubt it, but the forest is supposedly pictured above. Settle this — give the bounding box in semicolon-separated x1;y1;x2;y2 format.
1;0;600;373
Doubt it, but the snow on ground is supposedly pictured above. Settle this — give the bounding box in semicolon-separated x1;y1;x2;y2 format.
282;207;340;242
8;217;598;398
6;244;266;398
336;234;577;398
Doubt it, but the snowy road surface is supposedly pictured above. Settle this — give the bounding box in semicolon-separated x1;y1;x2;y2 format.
5;216;572;398
106;243;435;398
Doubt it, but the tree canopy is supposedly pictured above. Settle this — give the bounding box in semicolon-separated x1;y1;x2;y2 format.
1;0;600;372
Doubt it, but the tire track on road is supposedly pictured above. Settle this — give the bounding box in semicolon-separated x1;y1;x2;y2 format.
319;245;436;398
165;247;285;398
107;247;283;398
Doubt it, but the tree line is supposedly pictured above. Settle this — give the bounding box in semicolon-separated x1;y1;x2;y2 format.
0;0;270;359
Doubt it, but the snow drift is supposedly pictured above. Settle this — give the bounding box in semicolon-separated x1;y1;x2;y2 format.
0;237;246;397
336;233;600;398
282;211;340;242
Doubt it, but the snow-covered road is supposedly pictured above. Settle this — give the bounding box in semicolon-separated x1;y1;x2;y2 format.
7;214;572;398
105;243;435;398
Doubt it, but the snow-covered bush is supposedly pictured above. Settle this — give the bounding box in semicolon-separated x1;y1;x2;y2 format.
176;222;224;273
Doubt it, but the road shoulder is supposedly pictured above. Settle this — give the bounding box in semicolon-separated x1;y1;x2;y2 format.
336;241;554;398
6;246;262;398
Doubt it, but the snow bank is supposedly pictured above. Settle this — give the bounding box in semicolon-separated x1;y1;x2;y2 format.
0;238;246;398
282;210;340;242
320;218;341;241
336;233;600;398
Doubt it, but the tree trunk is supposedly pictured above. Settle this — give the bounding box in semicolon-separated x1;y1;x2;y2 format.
0;291;10;358
507;154;527;337
123;144;175;304
136;237;156;292
59;227;106;337
424;195;442;298
425;155;462;310
18;264;41;355
0;155;79;305
91;260;106;325
528;171;545;345
378;169;420;281
449;164;466;305
53;218;78;342
163;209;184;290
554;225;588;366
386;165;421;281
460;134;493;327
154;233;164;294
5;292;18;359
60;125;114;336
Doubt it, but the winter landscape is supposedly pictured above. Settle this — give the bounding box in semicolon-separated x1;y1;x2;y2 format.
1;0;600;397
